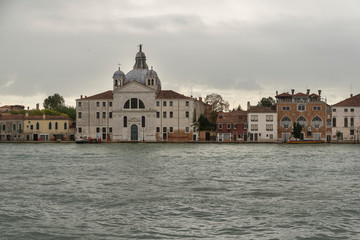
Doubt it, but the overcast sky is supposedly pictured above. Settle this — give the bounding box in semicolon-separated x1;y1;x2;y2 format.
1;0;360;109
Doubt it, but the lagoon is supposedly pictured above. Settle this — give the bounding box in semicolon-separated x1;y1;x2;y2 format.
0;143;359;239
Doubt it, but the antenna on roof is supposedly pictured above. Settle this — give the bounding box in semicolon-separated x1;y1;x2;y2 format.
138;44;143;52
118;63;121;70
350;84;353;95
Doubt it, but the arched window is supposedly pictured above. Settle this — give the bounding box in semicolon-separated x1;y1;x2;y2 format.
55;122;58;130
49;122;52;130
2;124;5;131
350;117;354;127
311;116;323;129
344;117;348;127
296;116;307;128
64;122;67;130
333;117;336;127
123;98;145;109
115;80;118;86
142;116;145;128
13;124;16;131
280;116;291;129
151;79;154;85
124;116;127;127
36;122;40;130
18;124;22;131
148;79;150;85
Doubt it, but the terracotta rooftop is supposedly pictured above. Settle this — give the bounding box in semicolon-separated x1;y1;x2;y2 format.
156;90;192;99
248;106;276;113
275;93;292;98
0;114;71;120
217;110;248;123
77;90;113;100
294;92;308;97
333;94;360;107
0;114;25;120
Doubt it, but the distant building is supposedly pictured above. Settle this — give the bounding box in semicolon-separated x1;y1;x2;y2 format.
0;105;25;113
0;114;25;141
331;94;360;142
216;110;248;141
275;89;332;142
75;46;208;142
247;103;277;142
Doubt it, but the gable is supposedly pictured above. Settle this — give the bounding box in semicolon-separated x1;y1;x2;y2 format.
116;80;157;93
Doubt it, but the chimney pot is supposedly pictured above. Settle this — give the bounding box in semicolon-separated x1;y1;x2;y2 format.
307;89;310;95
199;97;202;102
351;94;353;98
81;95;83;99
318;90;321;96
291;89;295;95
247;101;250;110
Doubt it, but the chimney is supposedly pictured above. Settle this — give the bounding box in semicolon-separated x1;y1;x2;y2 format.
276;91;278;96
291;89;295;95
25;112;29;117
247;101;250;110
199;97;202;102
43;114;46;120
306;89;310;95
351;94;353;98
27;106;30;110
318;90;321;97
36;103;39;110
81;95;83;99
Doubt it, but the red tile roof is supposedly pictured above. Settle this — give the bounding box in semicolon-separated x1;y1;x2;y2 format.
275;93;292;98
156;90;192;99
0;114;71;120
77;90;113;100
333;94;360;107
248;106;276;113
294;92;308;97
217;110;248;123
0;114;25;120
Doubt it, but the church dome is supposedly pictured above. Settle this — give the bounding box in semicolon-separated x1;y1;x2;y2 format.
113;68;125;78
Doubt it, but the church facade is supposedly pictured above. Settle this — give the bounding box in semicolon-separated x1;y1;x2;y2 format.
75;46;208;142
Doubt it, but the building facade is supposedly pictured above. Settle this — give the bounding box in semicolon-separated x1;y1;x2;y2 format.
75;46;208;142
216;110;248;141
247;104;277;142
331;94;360;142
276;89;332;142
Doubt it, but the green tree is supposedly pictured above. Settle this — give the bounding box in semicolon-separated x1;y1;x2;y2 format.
54;105;76;120
198;114;216;131
257;97;276;110
43;93;65;110
292;122;303;140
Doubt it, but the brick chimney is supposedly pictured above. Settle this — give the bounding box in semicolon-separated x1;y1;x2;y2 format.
199;97;202;102
291;89;295;95
318;90;321;97
81;95;83;99
351;94;353;98
247;101;250;110
36;103;39;110
306;89;310;95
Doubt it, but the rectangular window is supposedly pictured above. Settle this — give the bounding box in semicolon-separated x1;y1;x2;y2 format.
163;101;167;107
313;106;321;111
109;112;112;118
233;124;237;129
227;124;231;129
109;127;112;133
244;124;248;129
78;102;82;107
186;101;189;106
163;127;167;132
185;111;189;118
219;123;222;129
156;127;160;132
156;101;160;107
96;127;100;133
102;112;106;118
30;125;33;130
96;112;100;118
282;106;290;111
78;127;82;133
266;115;273;122
251;124;258;131
156;112;160;118
350;129;355;135
351;108;354;112
78;112;82;119
96;102;100;107
185;127;189;133
170;127;173;133
103;102;106;107
102;127;106;132
170;112;173;118
251;115;258;122
170;101;173;106
297;104;305;111
266;124;273;131
344;108;348;112
163;111;167;118
109;102;112;107
333;108;336;112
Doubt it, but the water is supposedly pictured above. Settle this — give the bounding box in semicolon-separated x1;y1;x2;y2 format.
0;143;359;239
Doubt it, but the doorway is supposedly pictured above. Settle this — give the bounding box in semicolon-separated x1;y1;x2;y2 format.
131;125;138;141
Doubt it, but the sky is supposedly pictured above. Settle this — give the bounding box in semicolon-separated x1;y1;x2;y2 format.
1;0;360;110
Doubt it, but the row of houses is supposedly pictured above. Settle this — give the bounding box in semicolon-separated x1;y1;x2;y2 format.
0;113;75;142
215;90;360;143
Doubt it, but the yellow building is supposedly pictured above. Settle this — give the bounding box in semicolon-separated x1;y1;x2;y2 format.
23;115;75;141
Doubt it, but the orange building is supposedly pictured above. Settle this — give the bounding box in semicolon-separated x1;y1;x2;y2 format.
276;89;332;142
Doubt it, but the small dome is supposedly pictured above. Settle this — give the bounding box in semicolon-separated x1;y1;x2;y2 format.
146;69;158;78
113;68;125;78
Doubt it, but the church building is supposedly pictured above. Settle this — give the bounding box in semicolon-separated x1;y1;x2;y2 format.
75;46;208;142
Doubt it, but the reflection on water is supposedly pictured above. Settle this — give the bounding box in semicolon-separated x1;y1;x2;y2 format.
0;143;359;239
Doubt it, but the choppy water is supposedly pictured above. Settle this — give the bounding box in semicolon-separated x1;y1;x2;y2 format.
0;143;359;239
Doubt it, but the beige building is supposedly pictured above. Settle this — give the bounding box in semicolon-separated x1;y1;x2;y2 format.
76;46;208;142
247;104;277;142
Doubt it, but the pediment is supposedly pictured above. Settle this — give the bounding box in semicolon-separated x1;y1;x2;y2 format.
116;80;156;93
128;117;140;123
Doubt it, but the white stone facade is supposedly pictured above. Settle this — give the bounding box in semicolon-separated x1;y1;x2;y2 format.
247;106;278;142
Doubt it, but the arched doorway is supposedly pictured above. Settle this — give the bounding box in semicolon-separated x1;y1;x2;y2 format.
131;125;138;141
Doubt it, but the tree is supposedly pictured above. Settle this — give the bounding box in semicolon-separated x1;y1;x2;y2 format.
232;104;242;111
257;97;276;110
54;105;76;120
205;93;230;122
43;93;65;110
198;114;216;131
292;122;303;140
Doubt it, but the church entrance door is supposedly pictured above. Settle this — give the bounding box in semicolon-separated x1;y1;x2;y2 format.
131;125;138;141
